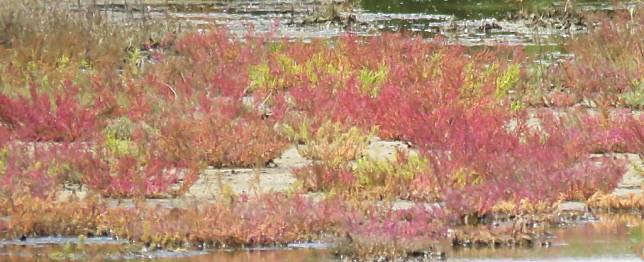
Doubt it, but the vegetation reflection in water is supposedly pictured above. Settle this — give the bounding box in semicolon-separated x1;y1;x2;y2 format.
0;214;640;261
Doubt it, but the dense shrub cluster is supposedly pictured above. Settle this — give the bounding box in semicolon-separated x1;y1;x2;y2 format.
0;2;289;198
255;33;636;215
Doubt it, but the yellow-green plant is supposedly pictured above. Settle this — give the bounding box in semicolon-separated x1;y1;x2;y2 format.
460;62;499;103
284;120;372;168
249;54;303;93
421;51;444;80
623;78;644;108
0;146;7;177
450;167;484;189
126;47;144;77
103;117;142;158
303;52;351;90
351;152;429;199
280;115;314;144
277;54;303;75
248;62;275;91
358;64;388;97
496;64;521;100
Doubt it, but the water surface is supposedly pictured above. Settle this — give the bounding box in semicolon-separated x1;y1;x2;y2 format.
96;0;637;45
1;214;640;261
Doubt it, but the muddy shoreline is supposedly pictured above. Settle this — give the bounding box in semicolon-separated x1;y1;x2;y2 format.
0;211;640;260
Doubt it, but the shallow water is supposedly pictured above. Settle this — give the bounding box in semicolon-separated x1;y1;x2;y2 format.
448;214;643;261
1;214;640;261
96;0;637;46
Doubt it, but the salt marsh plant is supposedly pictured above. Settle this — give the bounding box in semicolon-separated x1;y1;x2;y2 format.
0;1;642;259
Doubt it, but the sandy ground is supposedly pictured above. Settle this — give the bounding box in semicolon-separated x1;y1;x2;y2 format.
56;138;418;207
611;154;643;197
56;138;642;210
183;146;308;199
182;138;410;199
